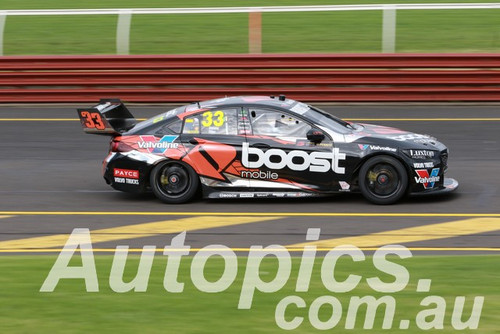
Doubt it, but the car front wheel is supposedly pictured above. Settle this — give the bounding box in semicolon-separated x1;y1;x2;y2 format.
150;160;199;204
358;156;408;205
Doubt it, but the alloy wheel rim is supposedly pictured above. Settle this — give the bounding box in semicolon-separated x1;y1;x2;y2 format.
366;163;400;197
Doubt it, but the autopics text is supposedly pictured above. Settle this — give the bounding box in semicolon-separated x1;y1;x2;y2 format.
41;228;484;331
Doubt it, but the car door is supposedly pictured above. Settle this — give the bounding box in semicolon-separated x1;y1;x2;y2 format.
243;106;340;192
179;107;250;189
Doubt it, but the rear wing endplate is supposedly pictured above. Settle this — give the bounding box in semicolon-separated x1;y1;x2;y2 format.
77;99;137;135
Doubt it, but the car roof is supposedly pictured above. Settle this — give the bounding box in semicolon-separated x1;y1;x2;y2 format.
200;95;294;108
174;95;307;119
128;95;352;136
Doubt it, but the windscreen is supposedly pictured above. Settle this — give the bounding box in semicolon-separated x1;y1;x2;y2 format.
292;103;352;134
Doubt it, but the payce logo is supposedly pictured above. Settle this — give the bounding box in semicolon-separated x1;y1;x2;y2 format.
242;143;346;174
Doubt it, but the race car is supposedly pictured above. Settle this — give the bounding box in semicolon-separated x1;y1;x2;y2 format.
77;95;458;205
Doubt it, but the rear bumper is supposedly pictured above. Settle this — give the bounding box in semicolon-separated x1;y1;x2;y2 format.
103;152;151;193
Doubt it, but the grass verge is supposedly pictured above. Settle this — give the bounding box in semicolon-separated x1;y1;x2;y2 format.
2;1;500;54
0;255;498;333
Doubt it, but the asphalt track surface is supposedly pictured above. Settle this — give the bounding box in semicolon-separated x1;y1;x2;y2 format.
0;104;499;254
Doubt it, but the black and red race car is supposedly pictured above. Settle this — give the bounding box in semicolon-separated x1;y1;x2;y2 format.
77;95;458;205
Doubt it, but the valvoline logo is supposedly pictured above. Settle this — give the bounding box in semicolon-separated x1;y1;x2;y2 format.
138;135;179;154
414;168;440;189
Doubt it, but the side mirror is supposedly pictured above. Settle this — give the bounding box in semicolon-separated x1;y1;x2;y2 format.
307;128;325;143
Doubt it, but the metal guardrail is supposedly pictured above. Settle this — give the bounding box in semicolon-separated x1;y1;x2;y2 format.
4;4;500;15
2;54;500;70
1;53;500;103
1;4;500;54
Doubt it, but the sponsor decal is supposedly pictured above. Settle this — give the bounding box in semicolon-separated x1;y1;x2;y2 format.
152;115;164;123
252;192;315;198
413;162;434;169
408;149;435;159
414;168;440;189
239;193;255;198
113;168;139;179
240;96;271;103
413;138;436;144
242;143;345;174
138;135;179;154
114;177;125;183
114;177;139;185
290;102;310;115
165;109;178;117
389;134;430;142
219;193;238;198
241;170;279;180
367;125;406;135
80;111;106;130
238;119;251;135
358;144;397;152
296;140;332;148
185;104;202;112
113;168;140;185
339;181;350;191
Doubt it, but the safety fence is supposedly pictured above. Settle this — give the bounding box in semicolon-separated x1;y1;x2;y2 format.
1;53;500;102
2;4;500;54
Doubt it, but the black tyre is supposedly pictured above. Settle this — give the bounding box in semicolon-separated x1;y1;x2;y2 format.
358;156;408;205
150;160;199;204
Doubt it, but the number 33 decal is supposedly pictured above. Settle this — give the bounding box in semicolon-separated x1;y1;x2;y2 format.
202;110;225;127
80;111;106;130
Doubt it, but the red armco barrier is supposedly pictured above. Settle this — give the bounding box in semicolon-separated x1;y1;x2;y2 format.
1;54;500;102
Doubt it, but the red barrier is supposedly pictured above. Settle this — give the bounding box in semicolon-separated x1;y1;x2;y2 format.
1;54;500;102
3;87;500;103
2;71;500;86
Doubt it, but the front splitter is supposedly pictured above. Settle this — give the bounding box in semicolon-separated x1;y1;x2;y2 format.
411;177;459;196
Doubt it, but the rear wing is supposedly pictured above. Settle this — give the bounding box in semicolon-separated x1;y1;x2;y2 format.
77;99;137;135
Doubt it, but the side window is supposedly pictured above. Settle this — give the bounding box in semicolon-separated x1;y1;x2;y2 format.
182;109;239;135
249;108;312;139
183;117;200;134
156;119;182;135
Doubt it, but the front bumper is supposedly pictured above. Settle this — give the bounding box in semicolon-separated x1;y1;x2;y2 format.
411;177;458;197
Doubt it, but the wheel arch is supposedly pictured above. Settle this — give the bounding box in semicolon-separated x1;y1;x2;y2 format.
145;157;194;188
149;158;201;204
351;151;412;188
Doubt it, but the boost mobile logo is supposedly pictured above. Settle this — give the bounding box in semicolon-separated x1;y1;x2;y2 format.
242;143;346;174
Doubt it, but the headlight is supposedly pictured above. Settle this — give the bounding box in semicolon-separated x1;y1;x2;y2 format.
402;149;438;159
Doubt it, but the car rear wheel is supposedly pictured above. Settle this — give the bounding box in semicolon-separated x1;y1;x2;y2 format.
358;156;408;205
150;160;199;204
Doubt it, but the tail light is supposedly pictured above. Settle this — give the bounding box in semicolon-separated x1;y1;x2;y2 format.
109;138;133;152
110;140;120;152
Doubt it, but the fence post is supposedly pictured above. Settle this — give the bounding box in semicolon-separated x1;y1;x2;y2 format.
249;11;262;54
382;5;396;53
116;9;132;55
0;12;6;56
